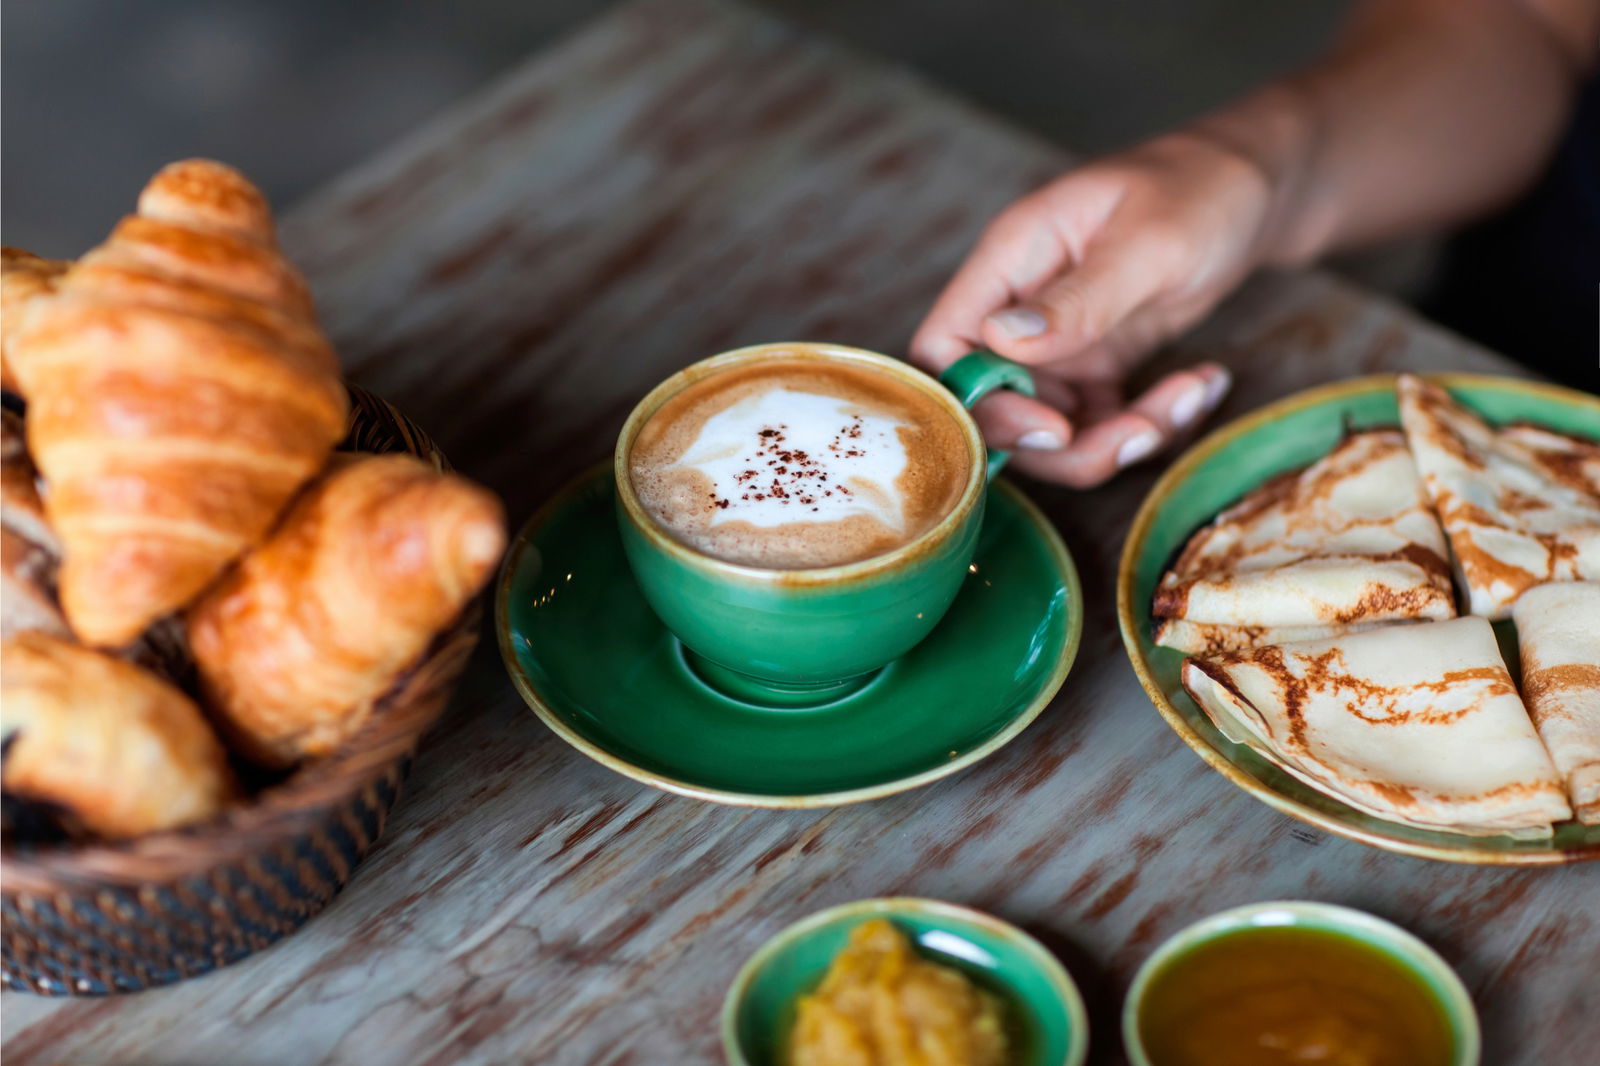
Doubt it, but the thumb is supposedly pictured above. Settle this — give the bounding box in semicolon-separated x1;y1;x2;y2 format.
980;241;1154;365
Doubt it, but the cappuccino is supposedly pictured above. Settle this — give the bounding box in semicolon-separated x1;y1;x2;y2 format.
629;358;971;568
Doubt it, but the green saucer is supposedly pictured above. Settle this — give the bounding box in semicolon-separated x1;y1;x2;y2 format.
497;466;1081;806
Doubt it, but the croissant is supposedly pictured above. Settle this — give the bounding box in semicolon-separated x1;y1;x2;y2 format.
1;247;70;395
1;632;234;838
3;410;69;640
187;453;505;767
9;160;349;647
2;408;54;549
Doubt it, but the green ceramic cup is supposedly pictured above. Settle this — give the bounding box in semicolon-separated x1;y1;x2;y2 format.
614;341;1033;706
723;897;1089;1066
1123;901;1481;1066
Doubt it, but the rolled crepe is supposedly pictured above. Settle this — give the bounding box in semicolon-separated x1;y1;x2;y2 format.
1181;617;1572;835
1514;582;1600;823
1154;429;1454;653
1397;374;1600;619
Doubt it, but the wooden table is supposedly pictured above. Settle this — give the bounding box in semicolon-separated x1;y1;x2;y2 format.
6;1;1595;1062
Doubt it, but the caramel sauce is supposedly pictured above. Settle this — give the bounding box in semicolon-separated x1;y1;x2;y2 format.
1137;927;1455;1066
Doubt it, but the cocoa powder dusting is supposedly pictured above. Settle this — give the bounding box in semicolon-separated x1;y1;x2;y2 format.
704;421;862;512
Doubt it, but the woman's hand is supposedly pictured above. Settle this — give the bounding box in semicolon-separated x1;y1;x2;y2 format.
911;129;1287;488
912;0;1596;490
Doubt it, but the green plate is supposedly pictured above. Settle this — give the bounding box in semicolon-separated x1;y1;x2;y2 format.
498;466;1081;807
723;897;1089;1066
1117;373;1600;864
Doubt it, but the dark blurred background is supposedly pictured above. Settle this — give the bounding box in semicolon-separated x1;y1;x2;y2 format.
5;0;1361;254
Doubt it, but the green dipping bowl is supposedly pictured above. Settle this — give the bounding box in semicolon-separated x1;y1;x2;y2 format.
722;897;1088;1066
1123;901;1481;1066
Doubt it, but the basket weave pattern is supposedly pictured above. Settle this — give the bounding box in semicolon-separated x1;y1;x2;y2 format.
2;385;480;994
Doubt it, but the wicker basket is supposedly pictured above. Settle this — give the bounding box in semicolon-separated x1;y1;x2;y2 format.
2;385;482;994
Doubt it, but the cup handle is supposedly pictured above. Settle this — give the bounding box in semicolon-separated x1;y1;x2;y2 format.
939;349;1037;480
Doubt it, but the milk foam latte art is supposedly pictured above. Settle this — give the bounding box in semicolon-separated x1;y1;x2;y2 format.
629;358;971;568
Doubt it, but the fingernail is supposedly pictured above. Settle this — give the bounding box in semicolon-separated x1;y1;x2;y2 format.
986;308;1047;340
1202;367;1232;409
1017;430;1065;451
1116;429;1162;468
1168;383;1208;429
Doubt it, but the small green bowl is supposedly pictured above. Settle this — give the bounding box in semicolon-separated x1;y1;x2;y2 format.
1122;901;1481;1066
723;897;1089;1066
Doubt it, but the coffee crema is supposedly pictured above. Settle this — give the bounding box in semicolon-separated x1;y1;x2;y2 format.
629;358;971;568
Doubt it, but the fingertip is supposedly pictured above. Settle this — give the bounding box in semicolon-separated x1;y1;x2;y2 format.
980;289;1113;366
1089;412;1166;470
909;330;972;372
1113;423;1164;468
971;391;1073;450
1131;363;1233;434
1008;448;1112;489
985;308;1048;342
1017;429;1068;451
1012;413;1167;489
1198;363;1232;408
978;312;1065;366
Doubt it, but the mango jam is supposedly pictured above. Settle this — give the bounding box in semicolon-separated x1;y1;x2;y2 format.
788;918;1009;1066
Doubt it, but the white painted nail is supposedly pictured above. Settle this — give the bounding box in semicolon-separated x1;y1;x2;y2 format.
1017;430;1065;451
1168;383;1208;429
1116;429;1162;468
1202;367;1232;409
986;308;1048;339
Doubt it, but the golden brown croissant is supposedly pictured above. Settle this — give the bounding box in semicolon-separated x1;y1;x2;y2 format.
3;411;190;681
187;453;505;767
2;409;68;641
0;526;66;642
1;632;234;837
1;247;70;395
9;160;349;647
2;408;54;549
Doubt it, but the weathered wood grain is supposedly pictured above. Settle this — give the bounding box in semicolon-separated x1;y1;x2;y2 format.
5;0;1594;1063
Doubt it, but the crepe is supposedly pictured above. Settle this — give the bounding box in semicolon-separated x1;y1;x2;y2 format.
1500;423;1600;489
1514;582;1600;823
1397;374;1600;619
1181;617;1571;834
1155;620;1397;657
1153;429;1455;654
